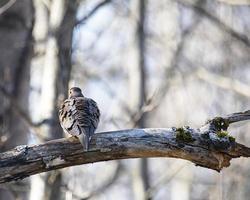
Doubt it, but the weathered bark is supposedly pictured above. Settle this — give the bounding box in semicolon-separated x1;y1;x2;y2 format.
1;118;250;184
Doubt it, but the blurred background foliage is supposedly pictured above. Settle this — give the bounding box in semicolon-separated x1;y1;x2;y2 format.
0;0;250;199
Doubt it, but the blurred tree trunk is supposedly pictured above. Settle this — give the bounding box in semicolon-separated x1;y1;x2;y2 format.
29;1;78;200
0;0;34;200
129;0;150;200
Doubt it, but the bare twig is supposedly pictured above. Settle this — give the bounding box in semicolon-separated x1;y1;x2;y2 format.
0;0;16;16
0;85;53;129
62;161;122;200
141;0;205;116
0;85;53;140
176;0;250;48
75;0;111;26
84;161;123;199
225;110;250;124
196;68;250;98
146;162;187;198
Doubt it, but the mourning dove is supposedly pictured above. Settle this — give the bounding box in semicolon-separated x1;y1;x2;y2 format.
59;87;100;151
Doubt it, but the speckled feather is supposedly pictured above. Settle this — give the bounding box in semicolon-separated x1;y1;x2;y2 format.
59;96;100;151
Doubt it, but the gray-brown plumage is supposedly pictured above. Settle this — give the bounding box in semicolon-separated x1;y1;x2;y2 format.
59;87;100;151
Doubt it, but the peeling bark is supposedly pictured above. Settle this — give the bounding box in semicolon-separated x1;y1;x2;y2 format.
1;125;250;184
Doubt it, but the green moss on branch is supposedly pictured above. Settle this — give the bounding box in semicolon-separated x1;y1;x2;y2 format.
175;127;195;142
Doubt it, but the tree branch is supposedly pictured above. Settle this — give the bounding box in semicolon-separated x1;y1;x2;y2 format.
196;68;250;98
176;0;250;48
74;0;111;26
0;84;54;129
216;0;250;5
0;0;16;16
1;110;250;184
225;110;250;124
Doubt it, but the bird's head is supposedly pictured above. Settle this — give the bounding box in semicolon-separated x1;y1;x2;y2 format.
69;87;84;98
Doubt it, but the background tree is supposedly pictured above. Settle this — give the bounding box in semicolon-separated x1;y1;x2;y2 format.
0;0;33;199
1;0;250;200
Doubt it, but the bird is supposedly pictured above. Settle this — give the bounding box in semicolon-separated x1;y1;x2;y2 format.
59;87;100;151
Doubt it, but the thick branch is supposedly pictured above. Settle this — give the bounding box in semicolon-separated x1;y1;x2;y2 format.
225;110;250;124
1;124;250;183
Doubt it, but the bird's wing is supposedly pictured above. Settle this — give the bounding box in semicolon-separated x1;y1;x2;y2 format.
75;97;100;137
59;98;80;136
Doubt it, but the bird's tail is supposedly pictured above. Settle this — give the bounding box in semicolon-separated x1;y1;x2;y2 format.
78;133;89;152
